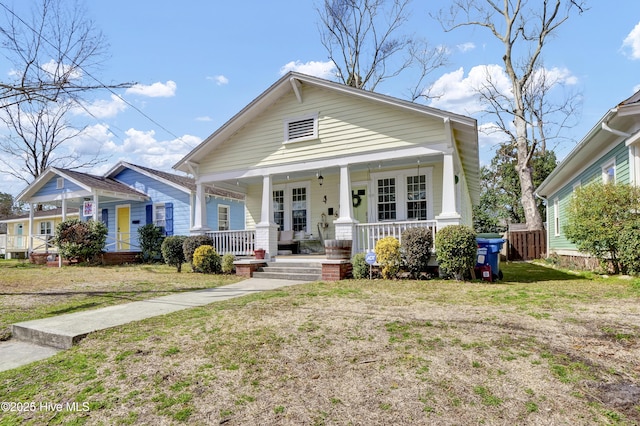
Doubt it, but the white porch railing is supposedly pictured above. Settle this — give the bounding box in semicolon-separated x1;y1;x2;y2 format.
205;230;256;256
1;233;57;253
353;220;437;253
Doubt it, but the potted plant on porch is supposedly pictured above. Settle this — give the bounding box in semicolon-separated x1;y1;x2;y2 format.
254;248;266;259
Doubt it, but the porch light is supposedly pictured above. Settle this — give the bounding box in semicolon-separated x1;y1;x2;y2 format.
318;174;324;186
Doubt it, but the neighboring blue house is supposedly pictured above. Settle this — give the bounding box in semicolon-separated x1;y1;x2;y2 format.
536;90;640;263
1;161;245;259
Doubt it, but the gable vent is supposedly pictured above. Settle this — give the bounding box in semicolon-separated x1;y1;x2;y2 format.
288;118;315;140
284;114;318;143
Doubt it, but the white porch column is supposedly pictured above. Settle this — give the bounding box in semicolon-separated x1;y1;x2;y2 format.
256;175;278;259
334;164;357;241
435;152;461;229
92;193;99;222
27;203;34;255
191;183;211;234
61;197;67;221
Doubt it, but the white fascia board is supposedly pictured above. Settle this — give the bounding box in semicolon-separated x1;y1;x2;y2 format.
196;144;449;184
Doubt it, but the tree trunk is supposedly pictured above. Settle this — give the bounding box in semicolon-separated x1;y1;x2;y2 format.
515;114;544;231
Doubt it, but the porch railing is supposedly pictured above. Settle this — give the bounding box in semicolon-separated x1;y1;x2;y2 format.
105;233;140;252
353;220;437;253
1;233;57;253
204;230;256;256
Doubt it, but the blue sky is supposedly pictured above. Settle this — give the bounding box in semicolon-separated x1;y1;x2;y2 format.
1;0;640;197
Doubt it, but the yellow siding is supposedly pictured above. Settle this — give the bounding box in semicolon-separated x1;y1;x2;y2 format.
199;85;446;175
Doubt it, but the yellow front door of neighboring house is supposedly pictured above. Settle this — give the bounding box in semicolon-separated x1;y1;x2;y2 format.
116;205;130;251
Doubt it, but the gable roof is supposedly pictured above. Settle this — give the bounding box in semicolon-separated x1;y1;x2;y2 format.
536;89;640;197
106;161;244;201
17;167;149;203
173;72;480;198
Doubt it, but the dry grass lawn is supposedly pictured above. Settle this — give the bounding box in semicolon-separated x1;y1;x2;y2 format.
0;260;639;425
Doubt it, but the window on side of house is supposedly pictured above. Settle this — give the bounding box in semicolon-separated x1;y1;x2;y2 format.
39;221;53;235
218;205;230;231
154;204;166;228
283;113;318;143
554;198;560;236
602;159;616;183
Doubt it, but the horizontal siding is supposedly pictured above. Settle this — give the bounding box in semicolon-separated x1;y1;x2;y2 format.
205;199;245;230
548;141;630;253
36;176;83;197
199;85;446;175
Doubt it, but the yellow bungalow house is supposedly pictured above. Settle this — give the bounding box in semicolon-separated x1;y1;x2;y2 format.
173;72;480;267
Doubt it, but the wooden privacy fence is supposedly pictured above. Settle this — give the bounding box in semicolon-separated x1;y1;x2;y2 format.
507;229;546;261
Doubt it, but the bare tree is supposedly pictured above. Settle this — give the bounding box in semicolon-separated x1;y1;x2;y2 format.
437;0;586;230
318;0;418;91
0;0;131;185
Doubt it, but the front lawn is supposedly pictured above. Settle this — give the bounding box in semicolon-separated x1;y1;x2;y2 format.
0;261;639;424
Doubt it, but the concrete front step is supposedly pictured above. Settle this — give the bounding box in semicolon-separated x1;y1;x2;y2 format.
254;262;322;281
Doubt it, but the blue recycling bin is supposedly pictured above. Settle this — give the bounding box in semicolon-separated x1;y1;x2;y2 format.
476;237;505;281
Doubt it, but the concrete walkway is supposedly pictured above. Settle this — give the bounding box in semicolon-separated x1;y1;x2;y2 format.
0;278;307;373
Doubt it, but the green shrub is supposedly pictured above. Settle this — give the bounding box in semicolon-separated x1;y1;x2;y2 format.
221;253;236;274
193;245;221;274
54;219;107;264
618;223;640;275
137;224;165;263
161;235;187;272
183;235;214;269
401;227;433;279
351;252;369;279
374;236;401;279
435;225;477;280
565;183;640;274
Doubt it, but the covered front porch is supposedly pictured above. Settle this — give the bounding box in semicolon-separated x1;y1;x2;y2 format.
192;146;470;260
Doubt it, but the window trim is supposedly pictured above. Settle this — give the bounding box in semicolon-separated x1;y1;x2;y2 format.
283;113;318;144
272;182;311;232
601;158;616;183
56;177;64;189
553;198;560;237
39;221;53;235
371;168;433;222
153;203;166;228
218;204;230;231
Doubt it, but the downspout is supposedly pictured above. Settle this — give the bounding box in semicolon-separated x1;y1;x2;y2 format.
601;108;631;138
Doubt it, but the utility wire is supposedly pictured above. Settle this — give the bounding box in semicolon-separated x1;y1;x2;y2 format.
0;1;189;144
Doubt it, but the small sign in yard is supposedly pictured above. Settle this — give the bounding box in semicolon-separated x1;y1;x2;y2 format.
365;251;376;280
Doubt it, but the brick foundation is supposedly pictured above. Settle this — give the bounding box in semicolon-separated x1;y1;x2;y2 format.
321;260;352;281
235;260;267;278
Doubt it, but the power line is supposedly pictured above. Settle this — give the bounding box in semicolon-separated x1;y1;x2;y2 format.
0;1;189;144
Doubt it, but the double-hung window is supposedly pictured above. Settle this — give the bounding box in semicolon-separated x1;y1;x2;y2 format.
154;204;166;228
218;205;230;231
373;169;433;221
273;183;310;232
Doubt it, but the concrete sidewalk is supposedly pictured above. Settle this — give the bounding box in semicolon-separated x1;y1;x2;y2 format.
0;278;307;373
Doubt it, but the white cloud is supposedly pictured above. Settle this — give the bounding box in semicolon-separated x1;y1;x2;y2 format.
67;123;114;156
195;116;213;122
457;42;475;53
279;60;336;79
103;129;200;171
125;80;177;97
427;65;512;116
622;21;640;59
41;59;83;80
73;94;127;119
207;75;229;85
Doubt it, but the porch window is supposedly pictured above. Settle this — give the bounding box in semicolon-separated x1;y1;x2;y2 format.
406;175;427;220
373;169;433;222
273;183;310;232
291;187;307;232
154;204;166;228
39;221;53;235
273;189;285;230
218;205;230;231
377;178;397;221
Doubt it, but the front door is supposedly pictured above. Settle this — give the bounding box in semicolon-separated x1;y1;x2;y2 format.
352;186;367;223
116;205;130;251
15;224;23;249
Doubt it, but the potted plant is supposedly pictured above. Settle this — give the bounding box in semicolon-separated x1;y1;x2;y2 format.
254;248;266;259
